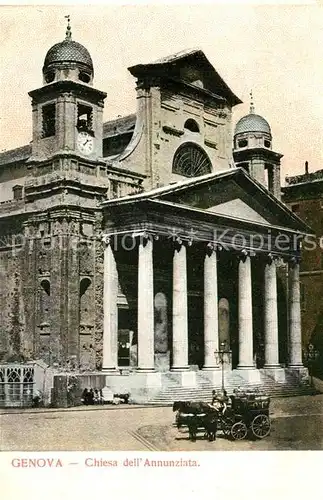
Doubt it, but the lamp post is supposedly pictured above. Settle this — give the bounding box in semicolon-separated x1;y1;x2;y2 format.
215;341;232;392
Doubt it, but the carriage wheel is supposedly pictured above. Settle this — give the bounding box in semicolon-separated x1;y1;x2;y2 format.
251;414;271;439
230;422;247;441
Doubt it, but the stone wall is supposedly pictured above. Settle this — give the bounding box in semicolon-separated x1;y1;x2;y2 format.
116;84;233;189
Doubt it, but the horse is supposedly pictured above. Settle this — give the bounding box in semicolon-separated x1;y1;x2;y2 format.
173;401;219;441
172;400;212;414
185;408;219;442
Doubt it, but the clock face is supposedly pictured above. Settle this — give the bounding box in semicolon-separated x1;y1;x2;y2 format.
77;132;94;155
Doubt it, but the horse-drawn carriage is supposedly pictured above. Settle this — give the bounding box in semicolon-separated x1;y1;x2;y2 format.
173;389;271;442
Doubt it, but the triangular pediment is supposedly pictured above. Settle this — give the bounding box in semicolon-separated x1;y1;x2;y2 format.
150;169;311;233
102;168;312;234
207;198;270;225
128;49;242;107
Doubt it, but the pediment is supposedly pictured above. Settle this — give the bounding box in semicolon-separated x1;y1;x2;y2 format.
128;49;241;107
102;168;311;234
207;198;269;225
151;170;311;233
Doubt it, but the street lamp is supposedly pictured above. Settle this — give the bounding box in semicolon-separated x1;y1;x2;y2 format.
214;341;232;392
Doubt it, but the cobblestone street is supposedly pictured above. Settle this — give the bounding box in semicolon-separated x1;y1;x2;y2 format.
1;394;322;452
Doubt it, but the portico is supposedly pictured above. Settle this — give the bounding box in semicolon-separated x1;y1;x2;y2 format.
101;169;309;390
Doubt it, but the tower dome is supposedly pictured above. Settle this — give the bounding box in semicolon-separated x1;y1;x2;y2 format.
233;92;272;152
234;92;271;138
43;40;93;72
234;113;271;136
42;16;94;85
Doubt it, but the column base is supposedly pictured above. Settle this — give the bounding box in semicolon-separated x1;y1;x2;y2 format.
135;371;162;388
170;370;196;387
235;367;261;384
101;368;119;375
262;366;286;383
136;367;155;373
286;366;309;384
202;365;220;371
200;369;222;385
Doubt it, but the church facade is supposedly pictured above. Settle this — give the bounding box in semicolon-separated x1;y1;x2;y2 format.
0;23;311;403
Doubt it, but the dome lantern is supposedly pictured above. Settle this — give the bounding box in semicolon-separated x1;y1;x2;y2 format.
42;15;94;85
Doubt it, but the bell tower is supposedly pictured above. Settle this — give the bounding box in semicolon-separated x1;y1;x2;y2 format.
28;16;106;162
233;92;283;199
22;18;110;371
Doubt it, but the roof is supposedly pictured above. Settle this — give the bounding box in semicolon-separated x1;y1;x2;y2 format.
101;167;312;234
0;144;31;166
103;170;228;205
103;114;136;139
128;49;242;107
43;39;93;71
285;169;323;187
234;113;271;136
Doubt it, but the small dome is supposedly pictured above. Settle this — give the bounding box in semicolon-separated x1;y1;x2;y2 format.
234;113;271;136
43;39;93;72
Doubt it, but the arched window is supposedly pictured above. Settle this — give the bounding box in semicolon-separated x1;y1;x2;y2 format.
80;277;91;297
184;119;200;133
40;279;50;296
39;279;50;317
172;143;212;178
80;277;92;321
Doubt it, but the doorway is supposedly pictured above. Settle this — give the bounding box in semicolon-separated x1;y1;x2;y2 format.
117;308;133;367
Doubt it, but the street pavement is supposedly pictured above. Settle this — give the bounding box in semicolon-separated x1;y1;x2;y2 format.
0;394;322;451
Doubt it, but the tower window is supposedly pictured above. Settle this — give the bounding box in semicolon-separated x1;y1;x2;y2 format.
238;139;248;148
42;103;56;138
77;104;93;132
79;71;91;84
12;185;23;200
184;119;200;133
40;279;50;296
44;71;55;84
264;140;271;148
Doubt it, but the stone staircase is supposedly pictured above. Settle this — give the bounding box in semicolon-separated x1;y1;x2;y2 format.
146;370;317;405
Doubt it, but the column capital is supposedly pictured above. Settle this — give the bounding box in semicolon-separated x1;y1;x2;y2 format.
131;231;159;243
286;255;301;268
102;234;112;246
264;252;280;265
237;248;253;262
206;242;223;256
173;237;192;251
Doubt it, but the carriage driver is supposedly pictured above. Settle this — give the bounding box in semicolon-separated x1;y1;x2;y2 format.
211;390;229;414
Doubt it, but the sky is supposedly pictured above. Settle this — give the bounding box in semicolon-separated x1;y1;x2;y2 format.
0;3;322;181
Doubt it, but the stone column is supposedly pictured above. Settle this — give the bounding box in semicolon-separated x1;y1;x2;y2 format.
288;259;303;367
102;236;118;372
172;240;189;370
137;234;155;371
203;243;219;370
264;255;280;367
237;251;254;369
